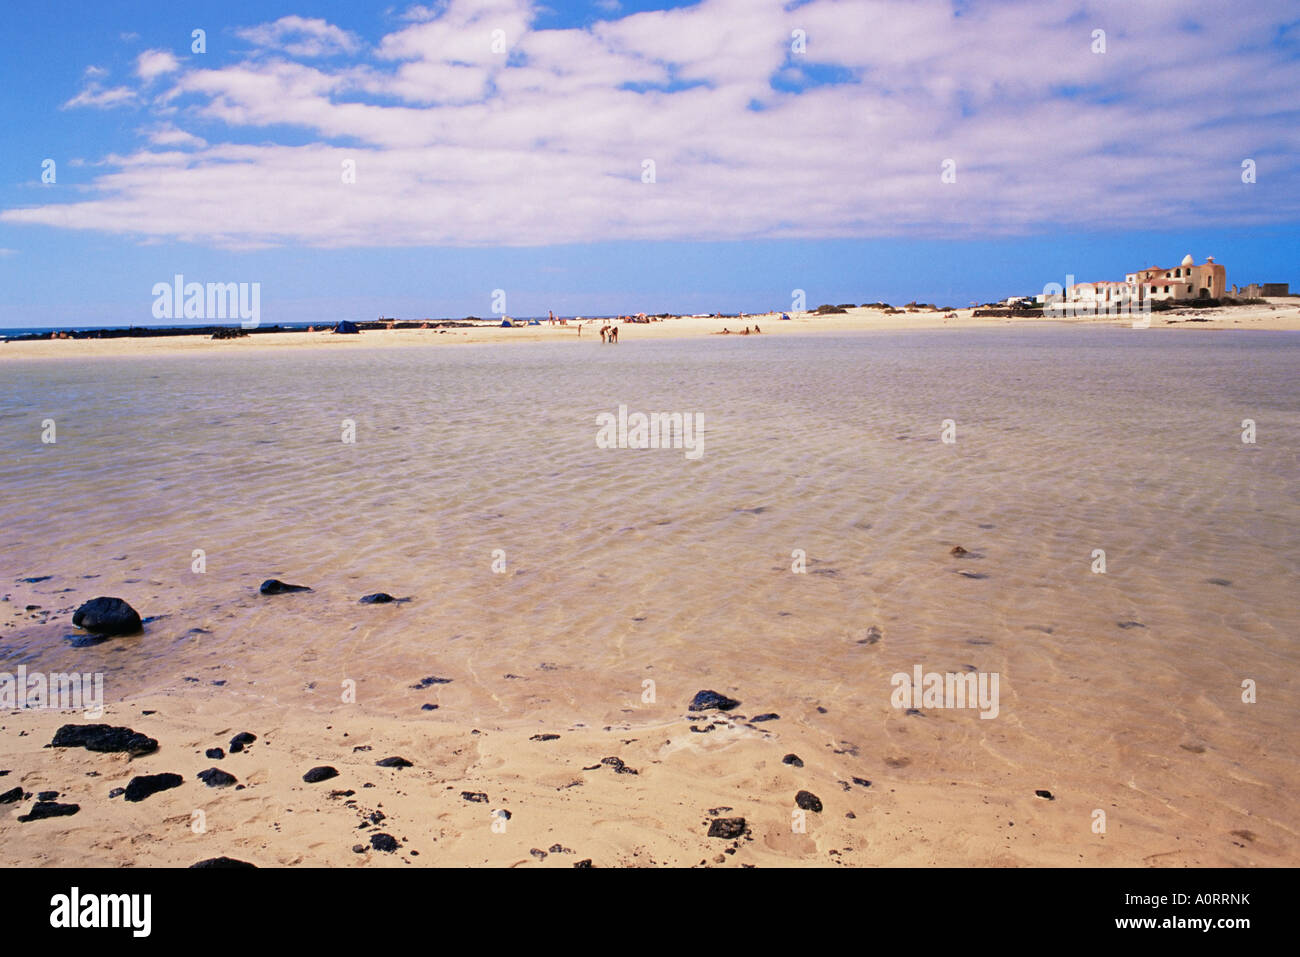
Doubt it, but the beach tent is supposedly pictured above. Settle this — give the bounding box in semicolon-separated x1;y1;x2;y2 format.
333;320;360;334
500;318;515;327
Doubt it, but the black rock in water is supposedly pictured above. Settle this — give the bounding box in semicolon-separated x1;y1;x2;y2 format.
370;833;399;853
303;766;339;783
375;756;412;768
189;857;256;869
795;790;822;813
782;753;804;767
124;773;183;803
71;597;142;636
18;801;80;822
50;724;158;757
229;732;257;753
0;786;24;804
750;713;780;722
197;768;238;788
359;593;397;604
205;747;225;760
689;689;741;712
259;579;311;595
707;817;747;839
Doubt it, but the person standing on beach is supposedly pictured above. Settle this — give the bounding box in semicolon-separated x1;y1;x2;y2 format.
610;325;619;344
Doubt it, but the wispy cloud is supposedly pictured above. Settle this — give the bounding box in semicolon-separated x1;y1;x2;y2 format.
236;15;363;57
11;0;1300;249
62;84;137;109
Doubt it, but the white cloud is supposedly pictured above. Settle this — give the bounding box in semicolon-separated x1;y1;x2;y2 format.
237;15;362;57
137;49;180;81
10;0;1300;249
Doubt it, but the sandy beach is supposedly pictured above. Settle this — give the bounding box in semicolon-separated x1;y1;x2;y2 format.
4;300;1299;362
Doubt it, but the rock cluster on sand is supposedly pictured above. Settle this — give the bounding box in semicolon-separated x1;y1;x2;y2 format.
259;579;311;595
18;801;80;822
71;597;142;636
49;724;158;757
197;768;238;788
190;857;256;869
689;690;741;711
795;790;823;813
124;773;183;803
707;817;747;838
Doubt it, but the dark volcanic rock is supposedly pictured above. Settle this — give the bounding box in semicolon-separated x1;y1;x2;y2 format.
375;756;412;768
259;579;311;595
530;733;560;741
303;766;339;783
18;801;80;822
795;790;823;813
750;713;780;722
707;817;747;839
0;786;24;803
689;689;741;712
411;675;453;689
229;732;257;753
205;747;225;760
71;597;142;636
851;777;872;788
573;859;593;868
358;593;399;604
461;791;489;803
50;724;158;757
369;833;399;853
124;772;183;802
782;753;804;767
108;788;125;798
189;857;256;869
1035;789;1055;800
197;768;238;788
37;790;59;801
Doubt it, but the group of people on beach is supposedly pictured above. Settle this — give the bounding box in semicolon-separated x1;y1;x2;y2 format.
599;323;619;343
718;325;761;335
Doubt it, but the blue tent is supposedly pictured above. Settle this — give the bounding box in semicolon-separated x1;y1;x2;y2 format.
333;320;360;334
500;318;514;327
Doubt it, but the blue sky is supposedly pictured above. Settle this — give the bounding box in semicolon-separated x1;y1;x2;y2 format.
2;0;1298;327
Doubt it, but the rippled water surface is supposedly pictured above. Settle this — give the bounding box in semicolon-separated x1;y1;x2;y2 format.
2;327;1298;832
